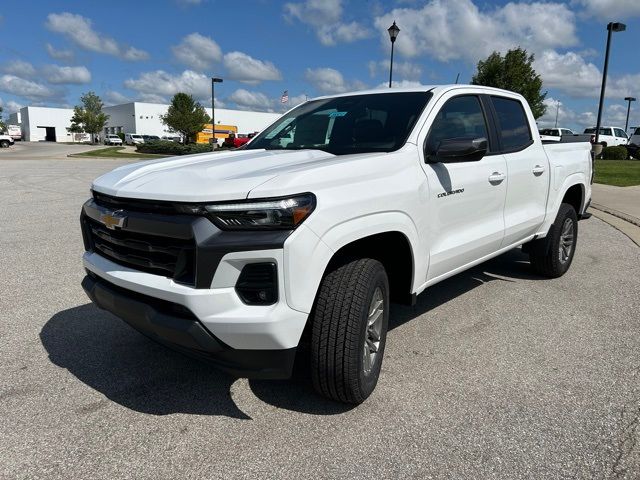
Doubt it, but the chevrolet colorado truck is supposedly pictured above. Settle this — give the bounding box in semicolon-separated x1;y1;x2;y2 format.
81;86;593;404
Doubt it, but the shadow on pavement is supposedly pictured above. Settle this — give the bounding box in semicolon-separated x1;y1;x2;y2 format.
41;248;542;417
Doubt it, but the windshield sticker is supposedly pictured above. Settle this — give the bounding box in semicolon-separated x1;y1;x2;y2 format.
329;111;347;118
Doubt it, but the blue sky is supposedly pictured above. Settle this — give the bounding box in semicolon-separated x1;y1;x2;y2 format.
1;0;639;131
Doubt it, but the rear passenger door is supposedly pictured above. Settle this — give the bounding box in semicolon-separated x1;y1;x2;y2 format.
489;96;549;247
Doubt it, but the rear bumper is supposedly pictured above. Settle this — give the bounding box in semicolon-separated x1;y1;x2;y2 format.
82;273;297;379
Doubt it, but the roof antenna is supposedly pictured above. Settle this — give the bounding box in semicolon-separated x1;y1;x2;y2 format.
455;73;460;84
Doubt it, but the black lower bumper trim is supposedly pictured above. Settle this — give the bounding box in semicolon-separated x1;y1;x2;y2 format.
81;274;296;379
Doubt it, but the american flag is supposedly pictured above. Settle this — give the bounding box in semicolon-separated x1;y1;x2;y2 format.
281;90;289;104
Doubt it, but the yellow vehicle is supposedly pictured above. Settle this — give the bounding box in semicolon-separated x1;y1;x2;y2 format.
196;124;238;144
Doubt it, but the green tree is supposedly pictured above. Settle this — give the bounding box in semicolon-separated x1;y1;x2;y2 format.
161;93;210;144
471;47;547;119
0;106;5;132
70;91;109;143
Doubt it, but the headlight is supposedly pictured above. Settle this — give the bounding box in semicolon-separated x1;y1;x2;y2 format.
179;193;316;230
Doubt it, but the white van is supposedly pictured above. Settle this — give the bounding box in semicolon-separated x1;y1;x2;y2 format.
583;126;628;147
125;133;144;145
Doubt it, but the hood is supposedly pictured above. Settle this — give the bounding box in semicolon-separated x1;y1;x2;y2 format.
91;149;336;202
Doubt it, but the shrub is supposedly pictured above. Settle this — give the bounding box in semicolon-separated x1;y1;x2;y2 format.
601;145;628;160
117;132;125;142
136;140;212;155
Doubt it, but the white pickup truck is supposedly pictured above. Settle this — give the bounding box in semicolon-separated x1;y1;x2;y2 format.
81;86;593;404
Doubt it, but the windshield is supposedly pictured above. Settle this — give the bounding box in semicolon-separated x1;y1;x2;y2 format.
245;92;432;155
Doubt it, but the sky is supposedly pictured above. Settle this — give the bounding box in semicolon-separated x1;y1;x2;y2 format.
1;0;639;132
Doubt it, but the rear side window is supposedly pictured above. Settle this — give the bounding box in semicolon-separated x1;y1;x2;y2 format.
491;96;532;151
426;95;490;153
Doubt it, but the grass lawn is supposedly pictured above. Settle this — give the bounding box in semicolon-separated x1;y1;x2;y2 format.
68;147;166;160
594;160;640;187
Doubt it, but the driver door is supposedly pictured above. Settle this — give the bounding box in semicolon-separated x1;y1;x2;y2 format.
420;94;507;281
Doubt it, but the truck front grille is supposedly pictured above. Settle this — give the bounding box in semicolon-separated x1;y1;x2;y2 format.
85;218;196;285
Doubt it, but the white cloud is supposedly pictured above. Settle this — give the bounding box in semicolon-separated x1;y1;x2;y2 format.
104;90;131;105
223;51;282;84
171;33;222;71
304;67;367;94
3;60;36;78
572;0;640;20
43;65;91;84
535;50;601;98
373;0;577;63
0;98;23;114
368;60;422;81
45;12;149;61
45;43;75;62
124;69;211;102
376;80;427;89
284;0;371;46
229;89;275;111
0;74;59;100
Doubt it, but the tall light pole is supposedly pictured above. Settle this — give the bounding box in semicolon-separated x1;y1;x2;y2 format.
211;77;223;151
554;100;561;128
387;21;400;88
595;22;626;144
624;96;636;132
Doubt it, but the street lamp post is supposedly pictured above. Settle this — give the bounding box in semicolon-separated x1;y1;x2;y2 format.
554;100;561;128
624;96;636;132
387;21;400;88
211;77;223;151
594;22;626;145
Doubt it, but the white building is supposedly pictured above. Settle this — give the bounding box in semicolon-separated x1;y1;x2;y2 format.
12;102;281;142
104;102;280;137
15;106;78;142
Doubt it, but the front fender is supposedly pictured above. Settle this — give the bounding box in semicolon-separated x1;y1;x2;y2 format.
283;211;422;314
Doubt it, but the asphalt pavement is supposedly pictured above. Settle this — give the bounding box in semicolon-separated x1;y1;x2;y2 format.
1;144;639;479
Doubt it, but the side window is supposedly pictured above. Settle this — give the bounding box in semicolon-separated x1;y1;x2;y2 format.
604;128;613;136
425;95;489;154
491;96;532;151
615;128;627;138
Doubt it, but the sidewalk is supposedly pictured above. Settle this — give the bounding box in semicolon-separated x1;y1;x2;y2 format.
591;183;640;225
590;183;640;246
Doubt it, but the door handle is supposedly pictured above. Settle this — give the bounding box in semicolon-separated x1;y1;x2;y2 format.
532;165;546;176
488;172;506;185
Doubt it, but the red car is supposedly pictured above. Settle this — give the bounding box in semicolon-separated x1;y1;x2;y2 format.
224;132;258;148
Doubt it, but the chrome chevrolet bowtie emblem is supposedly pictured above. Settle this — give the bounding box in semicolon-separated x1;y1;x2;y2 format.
99;208;127;230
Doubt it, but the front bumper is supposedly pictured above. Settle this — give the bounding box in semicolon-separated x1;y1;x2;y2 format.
82;273;296;378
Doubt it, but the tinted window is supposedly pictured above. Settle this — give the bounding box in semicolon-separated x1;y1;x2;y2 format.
539;129;559;136
584;128;611;135
614;128;627;138
634;128;640;135
561;129;573;135
491;96;532;151
425;95;489;153
246;92;431;155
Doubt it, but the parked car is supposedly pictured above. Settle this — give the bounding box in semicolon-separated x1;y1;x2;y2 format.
0;132;15;148
125;133;144;145
539;128;574;142
80;85;593;404
223;132;257;148
142;135;161;142
104;134;123;146
583;126;628;147
627;127;640;157
161;136;182;143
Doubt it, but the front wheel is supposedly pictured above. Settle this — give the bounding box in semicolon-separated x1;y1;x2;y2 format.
310;258;389;404
0;140;9;148
529;203;578;278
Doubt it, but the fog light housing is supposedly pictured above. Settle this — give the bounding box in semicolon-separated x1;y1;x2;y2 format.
235;263;278;305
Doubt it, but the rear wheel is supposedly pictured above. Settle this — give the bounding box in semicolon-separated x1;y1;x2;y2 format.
529;203;578;278
310;258;389;404
0;140;9;148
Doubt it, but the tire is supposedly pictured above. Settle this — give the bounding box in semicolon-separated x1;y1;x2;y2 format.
310;258;389;404
0;140;9;148
529;203;578;278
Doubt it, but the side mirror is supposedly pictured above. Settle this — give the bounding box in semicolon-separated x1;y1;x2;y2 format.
426;137;488;163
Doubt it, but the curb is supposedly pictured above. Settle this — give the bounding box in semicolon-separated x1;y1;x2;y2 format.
591;203;640;227
589;206;640;247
